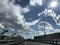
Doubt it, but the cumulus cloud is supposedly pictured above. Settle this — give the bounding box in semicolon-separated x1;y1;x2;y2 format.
9;28;15;31
46;29;60;34
25;19;40;26
0;0;37;39
38;9;60;34
22;6;30;13
0;23;4;29
43;9;60;26
47;10;60;26
25;31;34;39
39;21;53;30
53;29;60;33
0;0;9;13
0;0;42;39
38;8;60;26
46;30;54;34
45;9;60;26
1;0;60;39
0;0;30;30
38;13;43;16
35;31;44;36
30;0;43;6
18;28;35;39
54;15;60;26
37;21;54;35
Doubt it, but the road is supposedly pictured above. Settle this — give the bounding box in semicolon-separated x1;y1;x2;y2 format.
24;41;52;45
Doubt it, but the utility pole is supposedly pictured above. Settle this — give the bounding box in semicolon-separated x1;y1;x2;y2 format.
44;17;46;35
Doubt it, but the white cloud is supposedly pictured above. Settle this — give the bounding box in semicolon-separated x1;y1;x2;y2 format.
38;8;60;26
0;23;4;29
0;0;36;39
22;6;30;13
38;9;53;16
18;29;35;39
46;29;60;34
9;28;15;31
35;31;44;36
48;11;60;26
45;9;60;26
18;28;44;39
0;0;9;13
47;11;60;26
25;32;34;39
55;15;60;26
38;8;57;17
46;30;54;34
38;13;42;16
30;0;43;6
0;0;30;29
39;21;53;30
1;0;60;39
53;29;60;33
25;19;40;26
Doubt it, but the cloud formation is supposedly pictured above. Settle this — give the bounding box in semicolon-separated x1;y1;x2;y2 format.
38;8;60;26
39;21;53;30
30;0;43;6
0;0;9;13
0;0;30;30
25;19;40;26
0;0;42;39
54;15;60;26
0;0;60;39
46;29;60;34
35;31;44;36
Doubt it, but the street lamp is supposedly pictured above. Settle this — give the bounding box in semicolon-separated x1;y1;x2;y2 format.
44;0;57;35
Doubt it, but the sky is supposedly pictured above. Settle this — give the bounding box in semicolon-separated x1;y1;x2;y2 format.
0;0;60;39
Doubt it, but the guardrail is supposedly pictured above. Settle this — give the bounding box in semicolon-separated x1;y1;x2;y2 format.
0;39;24;45
34;39;60;45
25;39;60;45
1;41;24;45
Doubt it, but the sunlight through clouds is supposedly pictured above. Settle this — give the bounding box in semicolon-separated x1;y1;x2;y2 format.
0;0;60;39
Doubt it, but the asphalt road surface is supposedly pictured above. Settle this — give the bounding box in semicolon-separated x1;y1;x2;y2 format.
25;41;52;45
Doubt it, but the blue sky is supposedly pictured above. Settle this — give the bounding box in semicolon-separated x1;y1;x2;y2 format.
0;0;60;39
